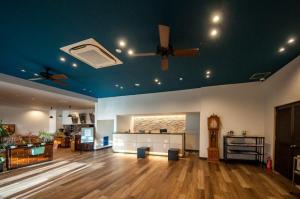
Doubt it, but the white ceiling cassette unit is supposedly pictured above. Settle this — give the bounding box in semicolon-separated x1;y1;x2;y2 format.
60;38;122;69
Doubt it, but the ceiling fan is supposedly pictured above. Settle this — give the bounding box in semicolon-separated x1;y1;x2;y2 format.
132;25;199;71
29;68;68;86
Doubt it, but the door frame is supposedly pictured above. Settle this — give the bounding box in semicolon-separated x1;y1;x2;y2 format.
274;100;300;175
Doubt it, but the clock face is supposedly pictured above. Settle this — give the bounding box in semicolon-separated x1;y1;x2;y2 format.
210;119;218;128
208;115;220;130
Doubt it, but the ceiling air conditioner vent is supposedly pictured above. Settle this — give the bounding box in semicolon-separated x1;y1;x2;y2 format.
249;72;271;81
60;38;122;69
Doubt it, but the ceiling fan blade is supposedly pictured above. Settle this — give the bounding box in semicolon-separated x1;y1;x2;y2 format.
131;52;157;57
158;25;170;48
51;74;68;80
28;77;44;81
161;56;168;71
52;79;67;86
174;48;199;56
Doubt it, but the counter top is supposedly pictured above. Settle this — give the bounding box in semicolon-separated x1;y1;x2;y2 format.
7;142;53;150
114;132;184;135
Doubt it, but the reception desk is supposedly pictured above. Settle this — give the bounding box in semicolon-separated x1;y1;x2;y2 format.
113;133;184;157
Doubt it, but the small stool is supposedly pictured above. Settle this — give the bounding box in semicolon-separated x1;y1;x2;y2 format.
137;147;150;158
168;148;180;161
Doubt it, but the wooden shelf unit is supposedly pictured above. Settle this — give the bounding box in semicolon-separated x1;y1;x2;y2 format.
291;156;300;193
223;136;265;165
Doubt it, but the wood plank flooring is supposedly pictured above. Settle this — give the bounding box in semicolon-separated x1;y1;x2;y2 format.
0;148;299;199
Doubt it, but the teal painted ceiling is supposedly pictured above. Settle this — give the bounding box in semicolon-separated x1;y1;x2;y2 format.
0;0;299;98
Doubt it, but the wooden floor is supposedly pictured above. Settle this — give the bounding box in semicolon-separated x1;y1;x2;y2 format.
0;148;299;199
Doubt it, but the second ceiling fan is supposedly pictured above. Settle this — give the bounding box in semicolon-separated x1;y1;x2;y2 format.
132;25;199;71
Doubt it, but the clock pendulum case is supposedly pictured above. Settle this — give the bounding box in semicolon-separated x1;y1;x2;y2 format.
207;114;221;163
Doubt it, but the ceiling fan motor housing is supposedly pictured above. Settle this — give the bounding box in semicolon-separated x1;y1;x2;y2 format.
156;45;174;57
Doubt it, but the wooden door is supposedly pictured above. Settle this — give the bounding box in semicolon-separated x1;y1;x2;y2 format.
275;106;293;179
275;101;300;180
293;103;300;159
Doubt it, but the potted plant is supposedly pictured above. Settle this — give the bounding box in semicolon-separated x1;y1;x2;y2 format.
0;120;9;144
0;142;7;173
0;154;5;172
38;131;54;144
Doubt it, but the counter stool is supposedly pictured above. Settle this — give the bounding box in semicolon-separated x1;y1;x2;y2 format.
168;148;180;161
137;147;150;158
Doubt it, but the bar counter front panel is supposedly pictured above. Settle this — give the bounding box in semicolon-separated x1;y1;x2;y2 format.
113;133;184;157
6;143;53;170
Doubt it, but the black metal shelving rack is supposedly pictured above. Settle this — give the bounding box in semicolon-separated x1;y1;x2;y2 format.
223;136;265;165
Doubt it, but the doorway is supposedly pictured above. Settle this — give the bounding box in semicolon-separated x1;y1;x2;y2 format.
275;101;300;182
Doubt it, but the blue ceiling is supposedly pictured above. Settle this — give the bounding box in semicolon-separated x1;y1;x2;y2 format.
0;0;299;98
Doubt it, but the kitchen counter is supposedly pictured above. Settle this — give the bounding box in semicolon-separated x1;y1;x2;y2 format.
113;133;185;157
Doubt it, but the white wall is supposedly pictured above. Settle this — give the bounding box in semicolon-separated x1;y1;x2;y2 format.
96;120;114;147
185;112;200;150
0;106;50;135
199;83;265;157
262;55;300;159
96;82;265;158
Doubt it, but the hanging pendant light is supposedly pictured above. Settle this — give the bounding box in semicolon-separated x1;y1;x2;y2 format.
49;106;54;118
68;105;72;117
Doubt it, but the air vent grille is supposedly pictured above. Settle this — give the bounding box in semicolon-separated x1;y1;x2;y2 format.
77;50;110;65
60;38;122;69
249;72;271;81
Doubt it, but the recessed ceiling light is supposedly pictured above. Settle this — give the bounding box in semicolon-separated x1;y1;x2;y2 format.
72;63;78;68
21;69;26;72
34;73;39;76
210;29;219;37
154;78;159;83
134;83;140;87
115;84;119;87
212;15;221;23
278;47;285;53
206;74;210;79
120;86;124;89
206;70;211;75
157;82;161;85
60;57;66;62
287;37;295;44
128;49;134;55
179;77;183;81
119;40;126;48
116;49;122;53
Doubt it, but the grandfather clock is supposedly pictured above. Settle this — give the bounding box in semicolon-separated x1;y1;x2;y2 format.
207;114;220;163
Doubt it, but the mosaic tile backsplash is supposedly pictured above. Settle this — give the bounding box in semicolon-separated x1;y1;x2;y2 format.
133;115;186;133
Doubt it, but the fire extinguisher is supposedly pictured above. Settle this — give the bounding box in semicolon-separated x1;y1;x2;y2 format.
266;157;272;171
